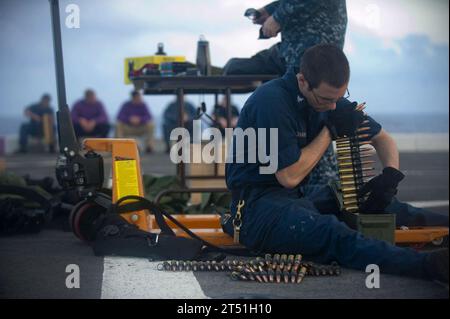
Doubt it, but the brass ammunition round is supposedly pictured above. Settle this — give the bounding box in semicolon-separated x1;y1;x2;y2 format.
290;269;297;283
220;262;226;271
356;133;370;139
337;141;372;148
243;268;256;281
340;178;365;186
268;269;275;283
231;271;247;281
280;254;287;267
264;254;272;268
249;260;259;272
230;271;240;281
283;270;290;283
225;260;232;270
235;265;245;273
254;272;263;283
296;266;307;284
275;269;282;283
338;153;373;161
274;254;280;262
293;255;302;272
337;148;359;154
256;257;266;269
162;261;171;271
333;267;341;276
357;126;370;132
327;267;335;276
335;137;350;143
339;160;376;168
340;173;371;180
261;271;269;283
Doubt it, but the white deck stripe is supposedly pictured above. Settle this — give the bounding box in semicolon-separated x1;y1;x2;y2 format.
101;257;207;299
407;200;449;208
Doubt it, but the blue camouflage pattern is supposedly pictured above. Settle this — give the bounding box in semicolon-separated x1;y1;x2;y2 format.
266;0;347;185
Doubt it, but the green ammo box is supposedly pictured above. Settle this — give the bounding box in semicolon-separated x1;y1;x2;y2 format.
330;181;396;244
340;210;396;244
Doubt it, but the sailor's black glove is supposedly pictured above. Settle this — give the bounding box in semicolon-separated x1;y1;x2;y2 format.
324;102;365;139
358;167;405;214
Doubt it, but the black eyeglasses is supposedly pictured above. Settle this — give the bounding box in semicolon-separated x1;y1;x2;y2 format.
311;88;350;105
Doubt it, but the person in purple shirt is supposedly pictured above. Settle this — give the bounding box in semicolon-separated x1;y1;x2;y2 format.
71;89;110;139
115;91;155;153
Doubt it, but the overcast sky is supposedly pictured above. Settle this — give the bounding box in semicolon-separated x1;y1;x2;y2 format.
0;0;448;123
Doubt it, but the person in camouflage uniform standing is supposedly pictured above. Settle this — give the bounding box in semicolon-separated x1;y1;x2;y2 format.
257;0;348;186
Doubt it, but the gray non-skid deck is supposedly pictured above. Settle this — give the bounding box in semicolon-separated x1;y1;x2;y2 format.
0;151;448;298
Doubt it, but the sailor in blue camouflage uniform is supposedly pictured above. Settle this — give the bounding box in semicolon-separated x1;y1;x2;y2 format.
224;44;449;282
261;0;347;68
259;0;348;186
225;1;348;185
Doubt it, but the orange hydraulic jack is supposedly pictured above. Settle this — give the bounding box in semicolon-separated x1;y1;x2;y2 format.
83;138;149;230
395;227;449;247
83;138;239;247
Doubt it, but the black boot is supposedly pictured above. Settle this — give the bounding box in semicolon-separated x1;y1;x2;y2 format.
425;248;449;284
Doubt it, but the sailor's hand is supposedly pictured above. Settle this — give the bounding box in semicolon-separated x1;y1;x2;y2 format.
253;8;269;25
325;102;365;139
358;167;405;213
262;16;280;38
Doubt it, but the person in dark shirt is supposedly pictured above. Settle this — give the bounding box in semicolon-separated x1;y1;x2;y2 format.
224;44;449;283
17;94;55;153
71;89;110;139
162;99;197;153
116;91;155;153
212;96;240;136
224;0;348;187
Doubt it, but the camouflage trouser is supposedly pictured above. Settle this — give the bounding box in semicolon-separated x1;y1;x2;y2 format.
307;144;339;186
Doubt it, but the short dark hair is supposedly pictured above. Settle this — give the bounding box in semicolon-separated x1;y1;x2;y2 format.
85;89;95;98
299;44;350;89
131;90;140;98
41;93;51;101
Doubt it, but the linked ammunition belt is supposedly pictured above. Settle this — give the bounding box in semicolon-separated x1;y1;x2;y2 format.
335;119;375;213
157;254;341;284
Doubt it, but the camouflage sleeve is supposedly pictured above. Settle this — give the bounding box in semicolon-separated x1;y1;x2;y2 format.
264;1;279;15
272;0;319;27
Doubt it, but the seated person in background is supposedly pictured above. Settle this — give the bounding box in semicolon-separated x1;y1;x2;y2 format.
17;94;55;153
116;91;155;153
71;89;110;139
162;99;197;153
212;96;240;135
